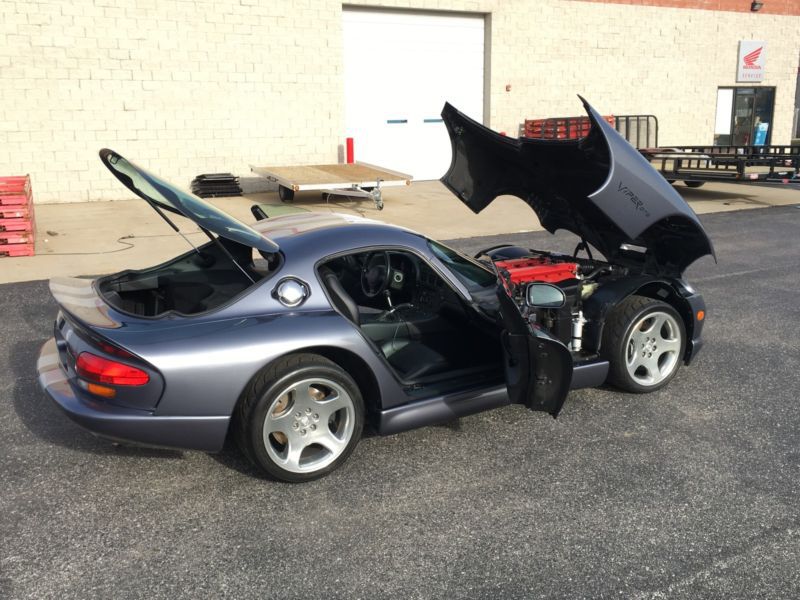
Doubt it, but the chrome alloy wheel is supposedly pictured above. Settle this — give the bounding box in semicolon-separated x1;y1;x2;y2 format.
262;377;355;474
624;311;682;387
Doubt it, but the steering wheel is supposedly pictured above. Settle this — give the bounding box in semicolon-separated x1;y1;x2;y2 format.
360;251;391;298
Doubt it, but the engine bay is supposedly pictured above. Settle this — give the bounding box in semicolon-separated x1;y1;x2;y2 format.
482;246;626;355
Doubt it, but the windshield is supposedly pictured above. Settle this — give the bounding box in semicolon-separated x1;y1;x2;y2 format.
428;240;497;292
99;149;278;254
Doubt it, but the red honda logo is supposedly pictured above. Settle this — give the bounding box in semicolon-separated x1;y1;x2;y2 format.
743;46;763;68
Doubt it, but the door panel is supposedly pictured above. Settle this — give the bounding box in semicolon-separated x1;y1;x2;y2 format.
752;87;775;145
496;288;572;416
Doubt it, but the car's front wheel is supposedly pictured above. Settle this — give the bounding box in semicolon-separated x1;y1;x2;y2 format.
235;354;364;482
602;295;686;393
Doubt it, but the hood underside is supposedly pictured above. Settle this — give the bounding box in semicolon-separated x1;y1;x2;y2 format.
440;98;715;274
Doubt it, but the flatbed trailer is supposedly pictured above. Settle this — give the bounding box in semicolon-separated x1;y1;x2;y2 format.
523;114;800;186
250;162;412;210
639;145;800;186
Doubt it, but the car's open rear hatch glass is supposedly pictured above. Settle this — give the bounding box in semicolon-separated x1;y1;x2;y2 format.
99;148;278;254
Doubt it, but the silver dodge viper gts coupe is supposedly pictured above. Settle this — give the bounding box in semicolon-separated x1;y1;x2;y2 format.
37;98;714;481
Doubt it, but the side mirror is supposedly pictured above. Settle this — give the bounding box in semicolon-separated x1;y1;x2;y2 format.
526;282;566;309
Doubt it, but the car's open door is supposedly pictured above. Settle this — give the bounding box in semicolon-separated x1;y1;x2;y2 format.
496;286;573;417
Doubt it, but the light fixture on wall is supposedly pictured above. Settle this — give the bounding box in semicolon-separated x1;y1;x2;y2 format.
750;1;764;11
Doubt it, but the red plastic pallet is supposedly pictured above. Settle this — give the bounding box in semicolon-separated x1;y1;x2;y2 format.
524;115;616;140
0;175;35;256
0;179;31;202
0;242;35;257
0;205;33;219
0;218;34;233
0;231;33;245
0;175;28;185
0;192;32;206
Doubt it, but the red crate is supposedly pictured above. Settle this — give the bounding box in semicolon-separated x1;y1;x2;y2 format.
0;242;35;257
0;218;34;233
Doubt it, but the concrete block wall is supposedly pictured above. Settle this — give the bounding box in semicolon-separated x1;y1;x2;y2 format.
1;0;798;203
488;1;800;147
0;0;345;202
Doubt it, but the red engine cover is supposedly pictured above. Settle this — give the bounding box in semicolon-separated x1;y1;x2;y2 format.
495;256;579;284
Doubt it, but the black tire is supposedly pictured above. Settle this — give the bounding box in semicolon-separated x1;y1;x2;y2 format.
278;185;294;203
601;295;686;393
684;181;705;188
234;353;364;482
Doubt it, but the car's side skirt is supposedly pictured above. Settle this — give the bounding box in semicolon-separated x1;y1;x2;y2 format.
378;358;610;434
570;359;610;389
377;384;510;435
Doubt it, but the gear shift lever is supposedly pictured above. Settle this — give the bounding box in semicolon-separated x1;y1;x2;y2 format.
383;289;393;309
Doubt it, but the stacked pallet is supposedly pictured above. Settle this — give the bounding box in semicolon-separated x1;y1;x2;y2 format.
190;173;242;198
0;175;35;257
524;115;616;140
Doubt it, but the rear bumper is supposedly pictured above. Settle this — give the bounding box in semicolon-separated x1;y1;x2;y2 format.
37;338;230;452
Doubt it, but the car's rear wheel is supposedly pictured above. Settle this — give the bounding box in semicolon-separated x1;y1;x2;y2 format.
602;295;686;393
235;354;364;482
684;181;705;188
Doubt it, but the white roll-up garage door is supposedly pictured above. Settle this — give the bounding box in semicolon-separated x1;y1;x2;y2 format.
343;8;485;181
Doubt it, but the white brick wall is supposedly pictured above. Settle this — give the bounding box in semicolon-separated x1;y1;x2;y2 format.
0;0;798;203
0;0;345;202
487;1;800;147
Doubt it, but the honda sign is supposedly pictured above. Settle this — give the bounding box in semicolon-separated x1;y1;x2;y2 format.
737;40;766;82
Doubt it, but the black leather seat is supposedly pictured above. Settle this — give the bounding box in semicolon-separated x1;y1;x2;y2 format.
384;342;450;380
321;268;361;325
321;268;450;380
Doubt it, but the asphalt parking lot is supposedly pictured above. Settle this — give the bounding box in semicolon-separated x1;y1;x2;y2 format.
2;204;800;599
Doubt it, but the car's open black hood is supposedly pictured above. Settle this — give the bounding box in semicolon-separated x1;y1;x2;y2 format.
441;98;715;274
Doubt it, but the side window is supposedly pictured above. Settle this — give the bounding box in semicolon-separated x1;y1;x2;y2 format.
319;250;421;312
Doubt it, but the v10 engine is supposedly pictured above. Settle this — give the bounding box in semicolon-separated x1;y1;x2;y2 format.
492;252;610;353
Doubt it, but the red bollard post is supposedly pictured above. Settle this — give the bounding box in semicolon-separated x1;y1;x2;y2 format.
346;138;354;164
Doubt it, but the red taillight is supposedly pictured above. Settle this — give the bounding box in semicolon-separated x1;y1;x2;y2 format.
76;352;150;386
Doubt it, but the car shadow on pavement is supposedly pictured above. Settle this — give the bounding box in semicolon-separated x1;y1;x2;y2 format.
210;440;268;479
12;338;184;459
677;186;768;206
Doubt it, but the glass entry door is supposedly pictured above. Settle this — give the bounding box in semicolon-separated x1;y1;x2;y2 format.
714;87;775;146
